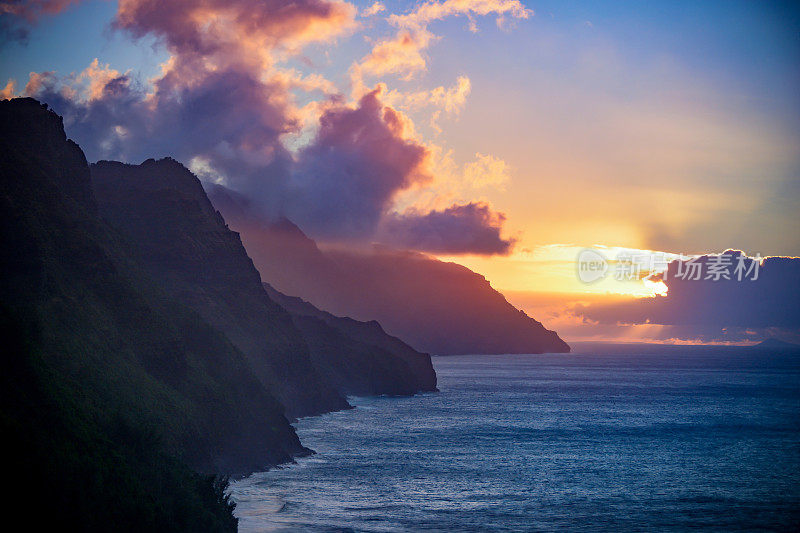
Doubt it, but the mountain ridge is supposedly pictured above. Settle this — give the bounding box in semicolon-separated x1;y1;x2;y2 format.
0;97;305;530
91;157;351;419
91;157;440;414
264;282;437;396
207;184;570;355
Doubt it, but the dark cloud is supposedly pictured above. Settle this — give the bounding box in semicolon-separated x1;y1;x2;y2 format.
575;251;800;334
28;0;354;190
29;78;434;243
379;202;515;255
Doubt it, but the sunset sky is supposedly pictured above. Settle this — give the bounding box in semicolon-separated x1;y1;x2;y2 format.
2;0;798;343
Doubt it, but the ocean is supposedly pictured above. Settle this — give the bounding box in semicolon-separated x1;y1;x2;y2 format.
231;348;800;532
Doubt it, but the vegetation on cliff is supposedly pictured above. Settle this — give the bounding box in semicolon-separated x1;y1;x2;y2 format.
0;98;303;529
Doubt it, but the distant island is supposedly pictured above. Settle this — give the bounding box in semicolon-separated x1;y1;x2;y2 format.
754;338;800;351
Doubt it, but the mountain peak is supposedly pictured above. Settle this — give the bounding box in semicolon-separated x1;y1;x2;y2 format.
93;157;208;200
1;97;94;209
210;192;570;355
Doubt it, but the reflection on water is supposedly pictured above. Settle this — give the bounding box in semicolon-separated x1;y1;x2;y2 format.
232;351;800;532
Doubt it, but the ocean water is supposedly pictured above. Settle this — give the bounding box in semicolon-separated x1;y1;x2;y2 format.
231;350;800;532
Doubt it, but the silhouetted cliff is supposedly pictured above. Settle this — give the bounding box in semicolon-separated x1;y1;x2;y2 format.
91;158;349;419
208;185;570;355
264;282;437;395
91;158;438;414
0;98;304;530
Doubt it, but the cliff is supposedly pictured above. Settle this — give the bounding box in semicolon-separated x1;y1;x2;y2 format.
208;185;570;355
0;98;304;530
91;157;438;414
264;282;437;395
91;158;349;419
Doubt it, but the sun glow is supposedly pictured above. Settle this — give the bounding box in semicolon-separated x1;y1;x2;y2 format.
437;244;681;298
643;278;669;297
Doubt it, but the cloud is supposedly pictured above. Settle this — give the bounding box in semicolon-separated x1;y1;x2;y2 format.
286;87;432;240
26;67;445;244
463;151;510;189
24;70;57;95
109;0;356;148
383;76;472;115
379;75;471;133
379;202;514;255
115;0;356;61
0;78;15;99
360;2;385;17
27;64;294;184
19;0;518;256
353;30;433;82
23;0;357;213
0;0;79;19
78;58;120;100
351;0;531;90
389;145;513;216
388;0;531;29
574;250;800;331
1;0;81;41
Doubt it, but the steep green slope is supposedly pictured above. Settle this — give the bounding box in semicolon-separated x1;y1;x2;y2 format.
0;98;305;529
90;158;350;418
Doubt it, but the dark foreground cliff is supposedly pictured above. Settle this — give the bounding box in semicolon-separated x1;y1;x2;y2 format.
0;98;306;530
91;158;349;419
90;157;438;414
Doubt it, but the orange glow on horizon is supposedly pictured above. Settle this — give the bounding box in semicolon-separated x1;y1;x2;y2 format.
437;244;680;298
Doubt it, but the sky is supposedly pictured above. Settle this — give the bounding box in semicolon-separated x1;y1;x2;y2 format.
1;0;799;343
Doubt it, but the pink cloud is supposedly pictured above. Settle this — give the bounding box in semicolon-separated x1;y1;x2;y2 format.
115;0;356;59
21;0;517;256
286;87;432;239
1;0;84;41
1;0;81;21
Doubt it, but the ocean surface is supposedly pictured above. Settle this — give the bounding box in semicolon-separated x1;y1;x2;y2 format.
231;348;800;532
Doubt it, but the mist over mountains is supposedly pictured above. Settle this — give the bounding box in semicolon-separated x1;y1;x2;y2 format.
206;183;570;356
